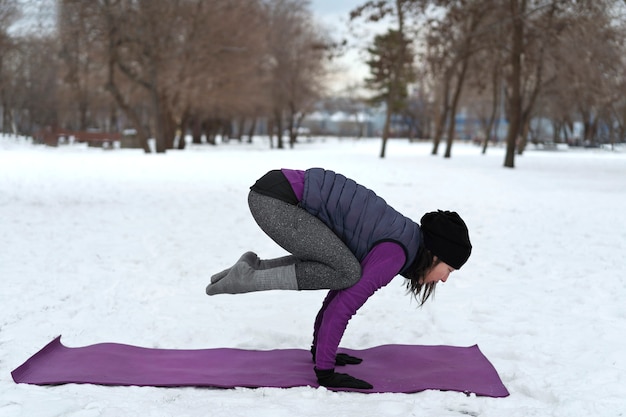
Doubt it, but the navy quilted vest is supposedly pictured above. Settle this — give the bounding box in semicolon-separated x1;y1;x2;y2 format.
300;168;421;273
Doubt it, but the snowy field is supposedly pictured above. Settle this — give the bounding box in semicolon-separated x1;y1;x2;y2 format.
1;134;625;417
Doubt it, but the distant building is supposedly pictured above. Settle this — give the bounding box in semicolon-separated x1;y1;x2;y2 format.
301;110;380;137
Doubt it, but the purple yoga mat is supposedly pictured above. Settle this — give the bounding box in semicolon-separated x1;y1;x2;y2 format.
11;336;509;397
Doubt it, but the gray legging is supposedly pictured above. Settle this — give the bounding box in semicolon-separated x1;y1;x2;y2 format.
248;190;362;290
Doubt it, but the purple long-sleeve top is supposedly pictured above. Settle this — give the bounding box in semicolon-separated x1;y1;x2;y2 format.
282;169;407;370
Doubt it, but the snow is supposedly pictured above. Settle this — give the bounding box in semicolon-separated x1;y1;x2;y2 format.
1;134;625;417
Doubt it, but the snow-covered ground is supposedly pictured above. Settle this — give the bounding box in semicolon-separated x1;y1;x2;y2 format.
1;134;625;417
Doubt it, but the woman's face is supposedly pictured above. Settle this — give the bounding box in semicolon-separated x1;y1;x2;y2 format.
420;257;455;284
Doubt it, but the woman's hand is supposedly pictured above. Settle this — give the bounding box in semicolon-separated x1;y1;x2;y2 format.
315;368;373;389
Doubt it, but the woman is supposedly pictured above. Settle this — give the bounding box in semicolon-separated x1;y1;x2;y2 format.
206;168;472;390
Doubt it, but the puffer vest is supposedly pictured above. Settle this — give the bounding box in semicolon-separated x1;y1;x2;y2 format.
300;168;421;273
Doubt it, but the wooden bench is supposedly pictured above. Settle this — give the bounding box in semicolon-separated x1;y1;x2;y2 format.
34;129;123;148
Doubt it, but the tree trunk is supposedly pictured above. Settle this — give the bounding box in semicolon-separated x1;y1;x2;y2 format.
177;108;190;150
105;66;151;153
191;116;202;144
380;105;392;158
102;12;151;152
109;103;118;133
267;118;274;149
504;0;524;169
274;109;284;149
149;87;167;153
431;79;451;155
444;59;470;158
235;117;245;142
205;119;217;145
561;122;570;144
517;116;530;155
247;117;256;143
163;108;177;150
482;66;501;154
2;104;12;134
551;120;560;143
78;99;88;131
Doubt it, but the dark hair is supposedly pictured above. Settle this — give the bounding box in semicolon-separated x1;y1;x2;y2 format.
402;247;439;306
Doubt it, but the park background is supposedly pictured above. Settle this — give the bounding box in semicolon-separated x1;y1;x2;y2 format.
2;1;626;416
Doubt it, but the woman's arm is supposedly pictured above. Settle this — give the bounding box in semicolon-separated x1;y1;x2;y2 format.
312;241;406;370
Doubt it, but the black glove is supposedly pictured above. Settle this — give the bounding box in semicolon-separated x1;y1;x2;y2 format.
311;346;363;366
335;353;363;366
315;368;373;390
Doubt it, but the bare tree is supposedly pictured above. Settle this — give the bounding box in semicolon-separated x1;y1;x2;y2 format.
425;1;492;158
265;0;330;149
500;1;555;167
57;1;112;131
175;0;269;147
464;18;507;155
0;0;20;133
75;0;270;152
545;2;624;146
1;34;59;135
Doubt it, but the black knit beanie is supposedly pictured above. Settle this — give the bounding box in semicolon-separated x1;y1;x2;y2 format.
420;210;472;269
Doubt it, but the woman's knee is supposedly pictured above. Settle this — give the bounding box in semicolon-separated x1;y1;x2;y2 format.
341;258;362;288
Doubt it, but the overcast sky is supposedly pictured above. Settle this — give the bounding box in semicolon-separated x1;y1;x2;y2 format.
309;0;363;16
309;0;387;92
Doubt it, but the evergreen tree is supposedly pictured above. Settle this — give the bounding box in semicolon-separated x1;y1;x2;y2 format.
365;29;415;158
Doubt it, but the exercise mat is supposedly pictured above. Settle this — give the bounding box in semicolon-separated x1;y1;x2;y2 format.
12;336;509;397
